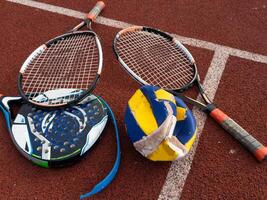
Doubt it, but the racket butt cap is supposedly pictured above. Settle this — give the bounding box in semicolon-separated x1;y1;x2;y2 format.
97;1;105;7
254;147;267;162
94;1;105;10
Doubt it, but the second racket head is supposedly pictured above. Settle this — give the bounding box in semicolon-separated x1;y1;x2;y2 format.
18;31;103;108
11;93;108;168
113;26;198;92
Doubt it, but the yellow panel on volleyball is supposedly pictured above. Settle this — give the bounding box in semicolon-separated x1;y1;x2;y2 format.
128;89;158;135
154;89;175;104
147;140;179;161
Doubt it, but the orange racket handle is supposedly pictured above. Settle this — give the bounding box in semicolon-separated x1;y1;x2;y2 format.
87;1;105;21
209;108;267;162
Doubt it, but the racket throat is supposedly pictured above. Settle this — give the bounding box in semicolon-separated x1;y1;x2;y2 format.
71;19;92;32
206;103;217;113
195;80;212;104
85;19;92;30
170;91;207;110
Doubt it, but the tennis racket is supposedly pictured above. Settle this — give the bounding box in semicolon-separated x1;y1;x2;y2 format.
18;1;105;108
113;26;267;162
0;92;108;168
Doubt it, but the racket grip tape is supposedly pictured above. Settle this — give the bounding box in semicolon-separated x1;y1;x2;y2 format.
210;108;267;162
87;1;105;21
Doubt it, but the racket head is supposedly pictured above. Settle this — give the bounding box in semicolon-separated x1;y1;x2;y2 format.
113;26;198;92
18;30;103;108
0;93;108;168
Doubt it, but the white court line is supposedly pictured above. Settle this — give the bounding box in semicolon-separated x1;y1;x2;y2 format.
5;0;267;199
158;50;230;200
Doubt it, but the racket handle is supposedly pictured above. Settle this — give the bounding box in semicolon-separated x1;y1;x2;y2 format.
87;1;105;21
210;108;267;162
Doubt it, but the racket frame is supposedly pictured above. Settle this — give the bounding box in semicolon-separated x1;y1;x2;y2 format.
18;30;103;108
17;2;104;108
113;26;207;109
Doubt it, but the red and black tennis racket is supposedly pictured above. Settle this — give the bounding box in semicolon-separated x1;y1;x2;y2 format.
113;26;267;162
18;1;105;108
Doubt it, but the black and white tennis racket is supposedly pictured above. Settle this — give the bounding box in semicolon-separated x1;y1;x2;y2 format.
18;1;105;108
113;26;267;162
0;93;108;168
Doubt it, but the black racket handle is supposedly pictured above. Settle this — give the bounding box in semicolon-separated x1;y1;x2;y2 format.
210;108;267;162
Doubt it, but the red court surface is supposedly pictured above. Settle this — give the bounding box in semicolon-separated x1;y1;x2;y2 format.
0;1;266;200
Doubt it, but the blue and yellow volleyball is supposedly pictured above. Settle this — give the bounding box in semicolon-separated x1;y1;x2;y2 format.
124;85;197;161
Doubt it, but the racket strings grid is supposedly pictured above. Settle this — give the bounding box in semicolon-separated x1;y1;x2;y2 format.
19;31;102;107
114;27;196;90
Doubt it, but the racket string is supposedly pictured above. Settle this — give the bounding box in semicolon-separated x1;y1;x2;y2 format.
61;35;88;90
41;36;78;96
24;36;74;95
26;35;96;87
47;35;97;90
28;36;78;98
123;32;193;86
23;40;60;95
21;33;100;104
115;30;195;89
118;32;170;85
